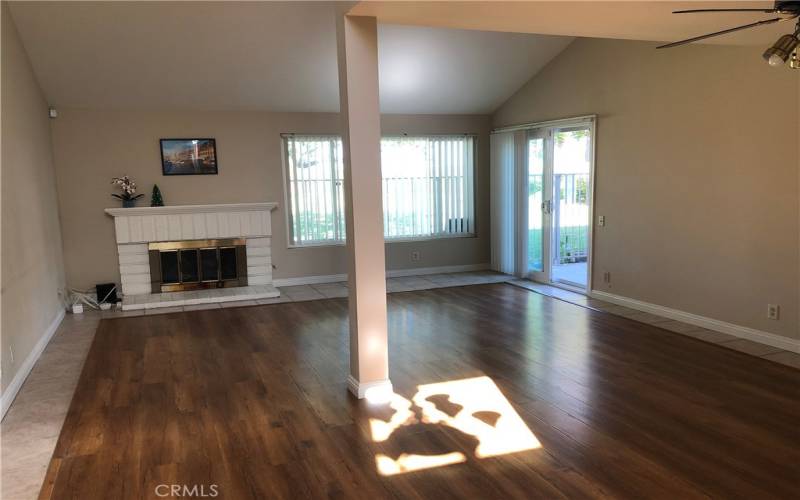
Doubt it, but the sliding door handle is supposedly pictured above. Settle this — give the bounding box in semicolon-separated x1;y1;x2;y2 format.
541;200;552;214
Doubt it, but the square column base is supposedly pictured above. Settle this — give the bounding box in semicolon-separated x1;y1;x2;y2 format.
347;375;393;400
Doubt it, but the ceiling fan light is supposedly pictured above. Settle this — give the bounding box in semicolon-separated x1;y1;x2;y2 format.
763;34;800;66
766;52;786;66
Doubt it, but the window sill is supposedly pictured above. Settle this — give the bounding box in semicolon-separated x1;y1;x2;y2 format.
385;234;476;244
287;241;346;249
287;233;476;249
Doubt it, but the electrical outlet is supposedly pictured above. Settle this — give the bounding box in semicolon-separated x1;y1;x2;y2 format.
767;304;780;320
603;271;611;284
598;215;605;227
411;251;421;262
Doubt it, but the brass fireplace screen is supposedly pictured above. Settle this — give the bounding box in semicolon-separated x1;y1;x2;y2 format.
148;239;248;293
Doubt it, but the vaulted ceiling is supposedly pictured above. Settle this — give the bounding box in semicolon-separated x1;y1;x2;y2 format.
8;1;785;114
351;1;788;46
7;1;571;114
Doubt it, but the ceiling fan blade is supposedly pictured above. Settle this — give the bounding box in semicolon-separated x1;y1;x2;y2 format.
656;17;783;49
673;9;778;13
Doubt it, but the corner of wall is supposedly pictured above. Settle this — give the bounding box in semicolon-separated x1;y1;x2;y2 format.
1;3;68;401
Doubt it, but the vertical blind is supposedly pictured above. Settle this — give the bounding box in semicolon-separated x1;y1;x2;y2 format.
283;135;346;245
490;131;517;275
381;136;475;240
283;134;476;246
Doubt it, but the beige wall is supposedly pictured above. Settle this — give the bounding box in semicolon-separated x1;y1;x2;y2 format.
494;38;799;340
50;110;491;290
1;5;66;393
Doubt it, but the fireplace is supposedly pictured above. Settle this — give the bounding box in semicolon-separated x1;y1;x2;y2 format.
148;239;248;293
105;203;279;308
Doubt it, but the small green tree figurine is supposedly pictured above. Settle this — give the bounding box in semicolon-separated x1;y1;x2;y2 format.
151;184;164;207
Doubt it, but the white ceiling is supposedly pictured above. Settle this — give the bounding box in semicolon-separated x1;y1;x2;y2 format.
378;25;571;113
352;1;791;46
11;1;789;114
7;1;572;114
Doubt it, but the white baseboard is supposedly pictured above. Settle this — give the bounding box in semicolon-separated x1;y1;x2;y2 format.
387;263;490;278
347;375;393;400
590;290;800;354
273;263;490;288
1;309;66;420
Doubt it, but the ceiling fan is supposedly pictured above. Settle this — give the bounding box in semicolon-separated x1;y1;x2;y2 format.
657;1;800;68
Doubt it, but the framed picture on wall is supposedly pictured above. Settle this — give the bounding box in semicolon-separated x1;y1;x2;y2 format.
160;138;218;175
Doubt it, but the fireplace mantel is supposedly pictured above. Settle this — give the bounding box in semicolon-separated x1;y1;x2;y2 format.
105;202;279;298
104;202;277;217
104;203;277;245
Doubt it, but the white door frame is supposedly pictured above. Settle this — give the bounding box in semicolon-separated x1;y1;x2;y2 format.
522;127;551;284
586;118;597;293
518;116;596;294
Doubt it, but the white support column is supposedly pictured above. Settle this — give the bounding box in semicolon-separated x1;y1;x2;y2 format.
336;14;392;400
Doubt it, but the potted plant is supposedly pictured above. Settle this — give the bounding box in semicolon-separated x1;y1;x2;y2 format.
111;176;144;208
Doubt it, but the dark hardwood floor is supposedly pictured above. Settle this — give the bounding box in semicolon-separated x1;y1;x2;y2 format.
40;284;799;499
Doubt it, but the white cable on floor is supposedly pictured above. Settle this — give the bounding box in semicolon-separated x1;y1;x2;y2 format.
65;288;101;310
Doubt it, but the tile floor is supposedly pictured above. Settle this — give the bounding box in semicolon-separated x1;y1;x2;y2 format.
104;271;513;318
120;284;280;310
1;312;100;500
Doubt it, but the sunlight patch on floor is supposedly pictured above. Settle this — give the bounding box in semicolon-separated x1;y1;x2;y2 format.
375;452;467;476
369;376;541;476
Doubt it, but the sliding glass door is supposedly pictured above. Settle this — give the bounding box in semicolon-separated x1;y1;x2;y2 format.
525;122;593;290
526;130;549;283
551;127;592;288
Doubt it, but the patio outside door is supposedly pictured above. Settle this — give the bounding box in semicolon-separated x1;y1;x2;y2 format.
525;122;593;290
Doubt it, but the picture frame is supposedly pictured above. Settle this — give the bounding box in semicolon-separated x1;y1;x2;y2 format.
160;138;218;175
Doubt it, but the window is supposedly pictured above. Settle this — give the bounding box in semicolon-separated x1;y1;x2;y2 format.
283;136;345;246
381;136;475;240
282;134;476;246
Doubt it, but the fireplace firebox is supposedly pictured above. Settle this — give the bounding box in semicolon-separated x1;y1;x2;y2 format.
148;239;248;293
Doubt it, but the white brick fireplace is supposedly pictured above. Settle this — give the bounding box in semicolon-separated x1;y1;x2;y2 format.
105;203;280;309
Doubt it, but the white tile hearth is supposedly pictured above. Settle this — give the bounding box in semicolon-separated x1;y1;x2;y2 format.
121;284;280;311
